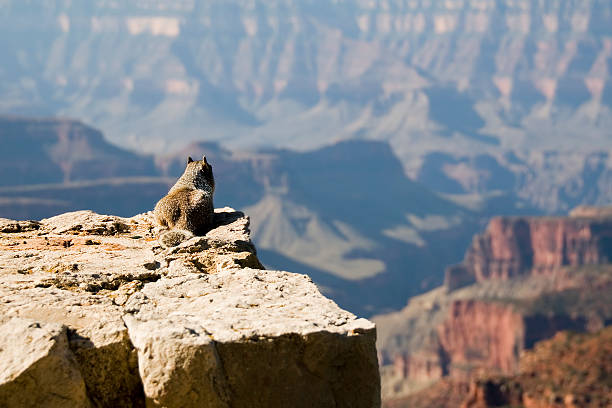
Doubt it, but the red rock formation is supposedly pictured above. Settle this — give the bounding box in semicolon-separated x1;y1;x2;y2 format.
456;216;612;283
391;347;446;383
383;379;471;408
443;264;475;291
387;328;612;408
460;328;612;408
382;210;612;406
437;300;524;379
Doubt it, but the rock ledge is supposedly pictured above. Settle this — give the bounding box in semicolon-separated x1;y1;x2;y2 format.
0;208;380;408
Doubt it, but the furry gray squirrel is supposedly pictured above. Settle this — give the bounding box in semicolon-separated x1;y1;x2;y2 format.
153;155;215;247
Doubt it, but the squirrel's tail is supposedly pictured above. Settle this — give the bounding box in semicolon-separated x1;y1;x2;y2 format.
158;229;194;248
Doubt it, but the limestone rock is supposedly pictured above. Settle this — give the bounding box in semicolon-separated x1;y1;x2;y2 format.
0;318;89;408
157;207;264;274
42;210;133;235
0;281;144;406
0;218;41;233
123;268;378;408
0;208;380;407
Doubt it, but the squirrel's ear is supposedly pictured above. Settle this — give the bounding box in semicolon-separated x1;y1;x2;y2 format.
202;155;208;165
187;157;194;164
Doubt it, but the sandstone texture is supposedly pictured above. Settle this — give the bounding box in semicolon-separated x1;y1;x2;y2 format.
375;208;612;404
0;208;380;407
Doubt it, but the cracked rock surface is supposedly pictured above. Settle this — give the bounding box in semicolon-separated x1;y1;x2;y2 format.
0;208;380;407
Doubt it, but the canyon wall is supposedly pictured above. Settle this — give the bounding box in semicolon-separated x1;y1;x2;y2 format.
446;213;612;287
376;208;612;404
437;300;524;379
386;326;612;408
461;328;612;408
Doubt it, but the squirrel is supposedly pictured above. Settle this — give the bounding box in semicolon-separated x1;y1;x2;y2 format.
154;155;215;247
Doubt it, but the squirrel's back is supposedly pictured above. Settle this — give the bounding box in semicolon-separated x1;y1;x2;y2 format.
154;156;215;238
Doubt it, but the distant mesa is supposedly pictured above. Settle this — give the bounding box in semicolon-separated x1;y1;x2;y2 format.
0;115;157;186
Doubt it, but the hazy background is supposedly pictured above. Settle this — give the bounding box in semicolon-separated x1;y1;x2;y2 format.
1;0;611;316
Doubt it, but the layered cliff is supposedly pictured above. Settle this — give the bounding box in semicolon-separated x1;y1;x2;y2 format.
446;211;612;287
461;327;612;408
390;327;612;408
375;208;612;404
0;209;380;407
2;0;611;150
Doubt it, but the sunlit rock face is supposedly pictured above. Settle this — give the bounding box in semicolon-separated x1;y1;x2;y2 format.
0;209;380;408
